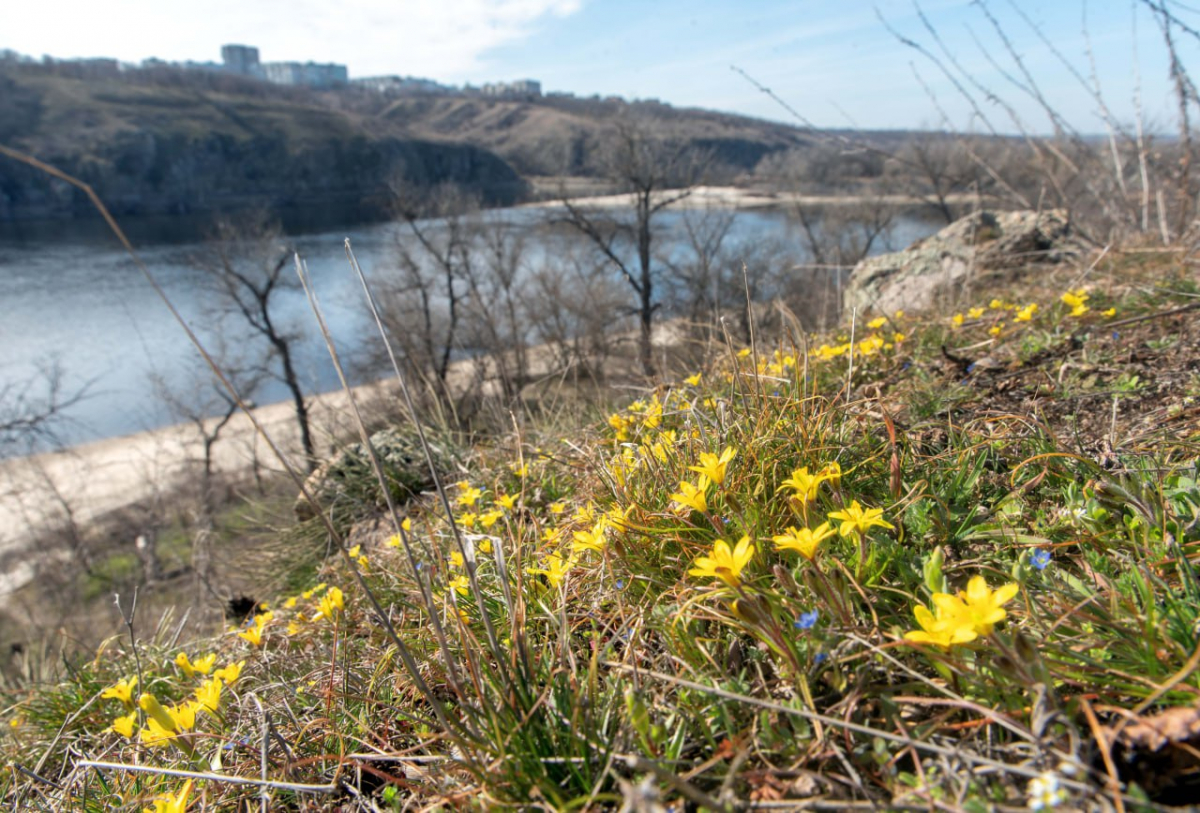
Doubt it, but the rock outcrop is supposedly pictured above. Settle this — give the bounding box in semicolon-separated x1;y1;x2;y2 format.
294;427;454;524
844;210;1087;316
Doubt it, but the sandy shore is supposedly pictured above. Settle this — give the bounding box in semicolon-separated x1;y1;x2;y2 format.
0;381;385;595
529;183;963;211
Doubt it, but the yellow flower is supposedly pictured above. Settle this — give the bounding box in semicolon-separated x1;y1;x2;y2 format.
951;313;964;327
449;550;464;568
1061;290;1089;317
608;413;631;441
857;334;884;356
237;626;263;647
892;332;906;343
459;512;478;529
669;480;708;513
772;522;835;560
448;575;470;596
779;466;825;502
312;586;345;622
101;675;138;708
213;660;244;685
904;575;1019;647
174;652;216;678
894;310;905;319
989;298;1005;310
571;520;607;554
1102;307;1116;318
137;692;197;744
685;372;702;386
110;710;137;738
688;447;736;486
528;551;573;588
988;323;1003;337
284;596;298;608
1012;303;1038;322
143;779;193;813
967;306;985;319
194;677;222;714
498;494;517;510
866;316;887;330
478;538;493;554
606;504;632;531
953;575;1020;636
827;501;894;538
737;347;752;358
688;536;755;587
549;501;567;515
479;509;504;528
456;485;483;508
511;462;529;477
348;544;362;558
819;461;842;485
903;602;979;648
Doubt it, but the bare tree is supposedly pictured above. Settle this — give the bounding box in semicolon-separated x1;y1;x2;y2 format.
662;204;738;332
383;182;479;391
194;213;315;466
790;194;897;271
525;238;629;381
893;136;979;224
557;117;707;377
0;360;90;455
150;350;264;524
458;218;531;400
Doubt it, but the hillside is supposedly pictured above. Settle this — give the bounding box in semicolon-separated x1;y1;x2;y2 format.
0;66;526;222
369;94;810;177
0;63;811;224
4;226;1200;808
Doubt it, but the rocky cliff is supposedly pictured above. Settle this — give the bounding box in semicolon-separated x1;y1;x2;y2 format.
0;63;809;225
0;67;526;222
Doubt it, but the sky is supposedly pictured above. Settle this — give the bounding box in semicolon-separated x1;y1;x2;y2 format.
3;0;1194;133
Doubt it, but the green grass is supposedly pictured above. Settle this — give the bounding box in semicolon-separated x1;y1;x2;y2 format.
5;265;1200;810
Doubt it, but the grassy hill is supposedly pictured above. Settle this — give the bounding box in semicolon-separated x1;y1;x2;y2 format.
0;64;811;224
4;239;1199;809
0;67;526;222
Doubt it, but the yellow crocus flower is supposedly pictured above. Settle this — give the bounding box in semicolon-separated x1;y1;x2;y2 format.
688;536;755;588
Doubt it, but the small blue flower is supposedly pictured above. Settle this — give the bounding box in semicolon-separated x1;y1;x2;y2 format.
1030;549;1052;570
794;609;819;630
1112;331;1120;340
615;579;626;590
901;361;912;371
813;651;828;664
966;362;977;374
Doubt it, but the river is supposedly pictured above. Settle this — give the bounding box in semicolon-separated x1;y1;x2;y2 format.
0;201;939;451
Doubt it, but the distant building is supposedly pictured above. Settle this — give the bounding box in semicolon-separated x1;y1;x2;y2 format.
221;44;261;76
218;44;346;88
74;58;121;77
261;61;347;88
481;79;542;99
352;75;453;95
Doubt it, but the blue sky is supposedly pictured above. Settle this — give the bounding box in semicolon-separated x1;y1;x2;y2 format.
4;0;1192;133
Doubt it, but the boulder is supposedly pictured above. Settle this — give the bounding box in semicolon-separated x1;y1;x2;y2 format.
843;210;1086;316
294;427;453;523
